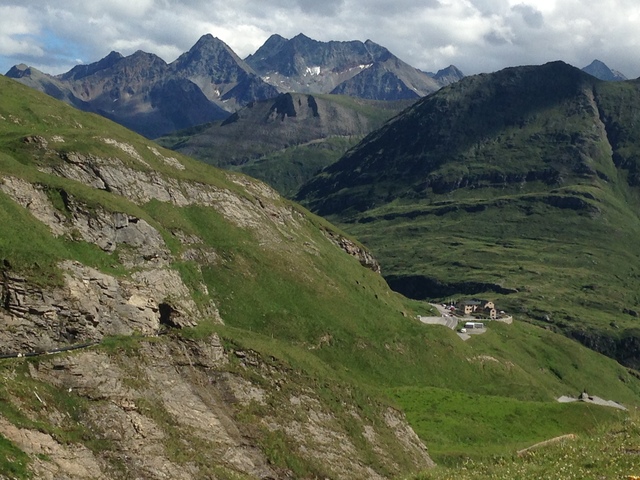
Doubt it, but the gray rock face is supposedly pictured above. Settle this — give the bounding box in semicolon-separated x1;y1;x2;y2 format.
0;260;215;354
38;141;307;244
246;34;442;99
323;229;381;273
1;336;433;479
0;175;171;266
0;145;247;355
430;65;466;86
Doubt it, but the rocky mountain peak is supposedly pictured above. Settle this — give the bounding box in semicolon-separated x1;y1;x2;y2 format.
431;64;465;86
363;39;390;60
189;33;232;55
245;33;445;98
170;33;252;77
58;51;124;81
290;32;315;45
249;33;288;60
582;59;627;81
98;50;168;85
5;63;32;77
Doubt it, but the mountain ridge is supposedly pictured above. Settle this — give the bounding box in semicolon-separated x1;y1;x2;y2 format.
296;61;640;369
5;33;462;138
4;35;278;138
157;92;412;195
245;33;443;99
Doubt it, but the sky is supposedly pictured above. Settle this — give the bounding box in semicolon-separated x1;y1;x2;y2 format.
0;0;639;79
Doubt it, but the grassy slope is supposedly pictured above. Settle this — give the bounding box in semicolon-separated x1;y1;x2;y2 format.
157;94;410;196
407;412;640;479
297;64;640;368
1;75;640;475
392;386;627;462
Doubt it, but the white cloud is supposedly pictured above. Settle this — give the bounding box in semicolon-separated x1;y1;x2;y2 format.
0;6;43;57
0;0;638;78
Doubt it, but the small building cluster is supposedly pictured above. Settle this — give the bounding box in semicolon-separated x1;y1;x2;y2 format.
450;299;497;319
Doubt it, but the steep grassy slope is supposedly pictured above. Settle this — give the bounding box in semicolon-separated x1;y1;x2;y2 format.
297;61;640;369
157;93;410;196
1;75;640;477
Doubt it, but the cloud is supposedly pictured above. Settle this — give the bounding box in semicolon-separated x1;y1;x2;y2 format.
0;6;43;57
0;0;638;78
511;4;544;28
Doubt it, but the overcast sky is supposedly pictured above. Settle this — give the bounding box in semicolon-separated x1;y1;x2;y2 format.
1;0;639;79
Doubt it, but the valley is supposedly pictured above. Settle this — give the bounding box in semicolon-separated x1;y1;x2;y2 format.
297;61;640;371
1;34;640;479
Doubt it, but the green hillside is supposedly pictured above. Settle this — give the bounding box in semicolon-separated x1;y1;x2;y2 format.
1;74;640;478
157;93;410;196
406;410;640;479
297;61;640;369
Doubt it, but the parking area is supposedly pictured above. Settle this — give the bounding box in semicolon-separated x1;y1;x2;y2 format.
418;304;491;341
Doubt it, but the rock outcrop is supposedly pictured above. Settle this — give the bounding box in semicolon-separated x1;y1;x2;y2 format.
0;260;215;354
323;229;381;273
0;335;434;479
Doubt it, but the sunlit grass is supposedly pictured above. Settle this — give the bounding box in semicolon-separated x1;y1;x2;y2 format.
407;412;640;479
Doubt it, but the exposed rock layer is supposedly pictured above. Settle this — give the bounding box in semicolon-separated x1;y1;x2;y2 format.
1;336;434;479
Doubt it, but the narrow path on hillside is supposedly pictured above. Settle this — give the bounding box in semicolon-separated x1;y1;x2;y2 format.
0;341;101;359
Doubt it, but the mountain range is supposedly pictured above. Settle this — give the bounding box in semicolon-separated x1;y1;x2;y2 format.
4;33;462;139
3;68;640;479
245;33;460;98
296;61;640;369
5;35;275;138
153;55;626;200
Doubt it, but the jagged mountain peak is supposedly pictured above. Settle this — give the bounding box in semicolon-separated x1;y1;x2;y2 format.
255;33;288;52
362;39;392;62
93;49;168;77
582;59;627;81
168;34;278;114
264;33;287;42
290;32;315;43
58;51;124;81
246;33;443;98
436;64;464;76
431;64;465;86
170;34;250;73
5;63;35;77
127;50;166;64
190;33;230;51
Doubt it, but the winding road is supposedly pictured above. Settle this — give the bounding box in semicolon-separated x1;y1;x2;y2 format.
417;305;458;330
